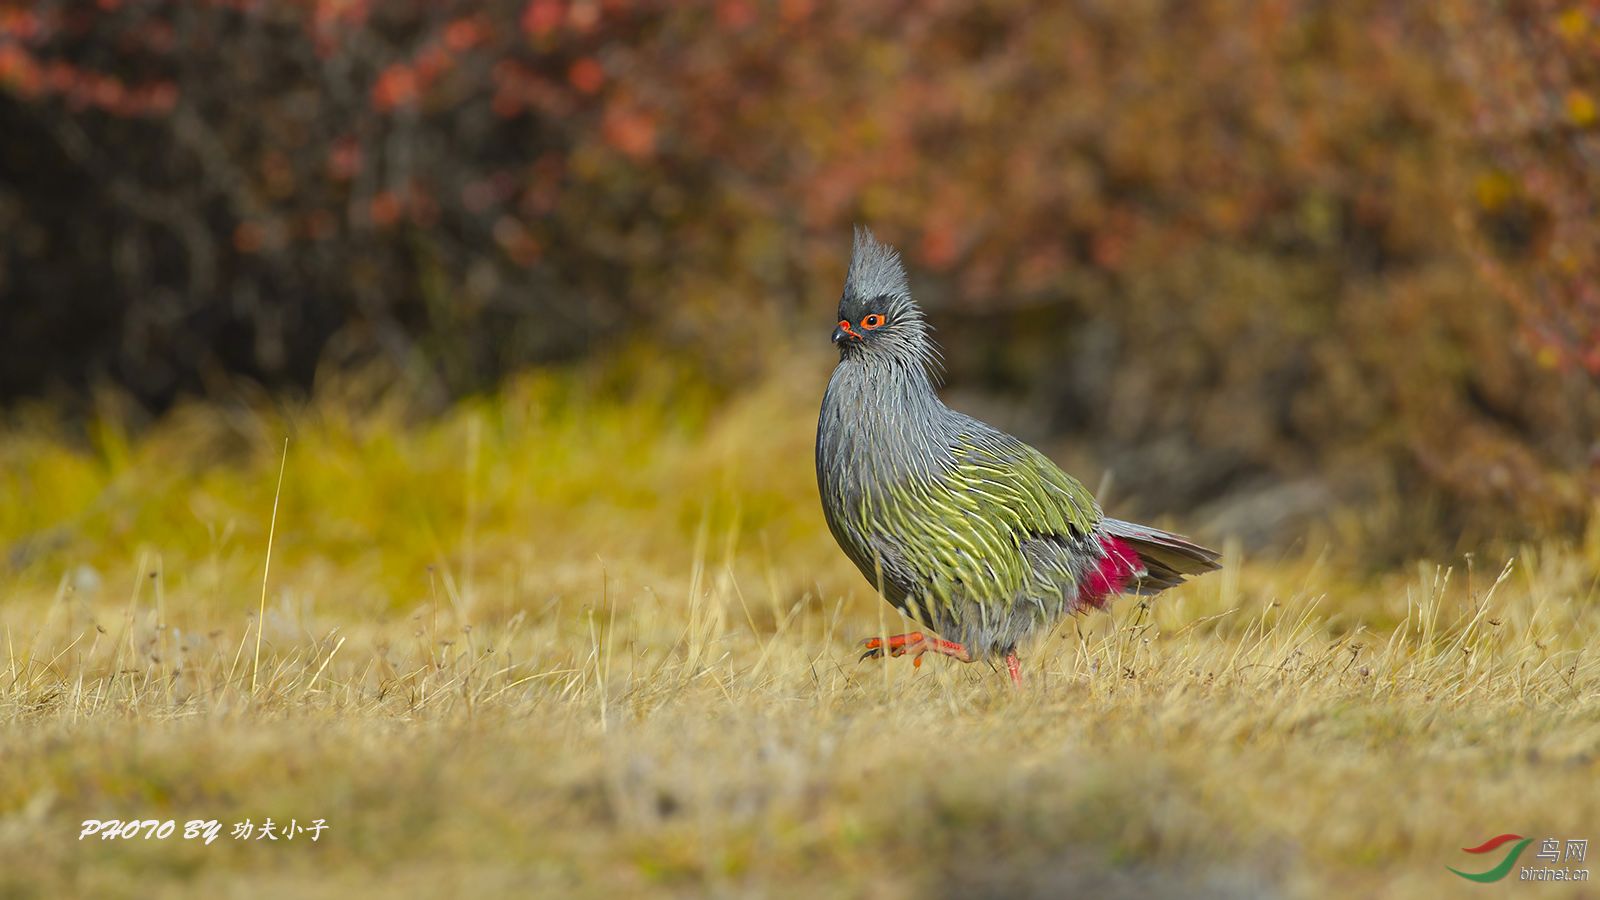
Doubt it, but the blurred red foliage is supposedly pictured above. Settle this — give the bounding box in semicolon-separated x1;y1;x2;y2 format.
1442;0;1600;377
0;0;1595;549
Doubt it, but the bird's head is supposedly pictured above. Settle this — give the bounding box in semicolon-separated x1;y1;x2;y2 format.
832;228;938;373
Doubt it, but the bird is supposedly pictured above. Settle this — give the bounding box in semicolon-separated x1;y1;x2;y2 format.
816;228;1221;686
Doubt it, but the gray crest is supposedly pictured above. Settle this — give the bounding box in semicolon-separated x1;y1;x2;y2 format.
845;227;910;303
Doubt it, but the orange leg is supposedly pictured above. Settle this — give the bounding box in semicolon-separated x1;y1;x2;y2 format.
859;631;972;667
1005;650;1023;687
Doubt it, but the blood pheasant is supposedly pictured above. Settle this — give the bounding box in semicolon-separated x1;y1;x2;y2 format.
816;229;1221;686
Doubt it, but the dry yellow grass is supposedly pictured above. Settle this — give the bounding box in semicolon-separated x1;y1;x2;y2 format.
2;359;1598;898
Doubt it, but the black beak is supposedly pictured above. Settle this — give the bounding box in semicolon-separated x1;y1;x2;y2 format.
832;325;849;346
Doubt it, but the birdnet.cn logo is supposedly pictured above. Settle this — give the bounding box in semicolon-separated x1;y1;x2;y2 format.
1448;834;1590;883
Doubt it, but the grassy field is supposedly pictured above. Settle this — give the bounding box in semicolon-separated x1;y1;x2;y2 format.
2;360;1597;898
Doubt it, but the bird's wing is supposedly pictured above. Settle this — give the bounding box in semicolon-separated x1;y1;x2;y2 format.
950;424;1102;544
870;419;1102;617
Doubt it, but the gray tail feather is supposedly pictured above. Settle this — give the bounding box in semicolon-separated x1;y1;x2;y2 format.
1101;518;1222;595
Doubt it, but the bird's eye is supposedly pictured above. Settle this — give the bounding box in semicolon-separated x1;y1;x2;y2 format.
861;314;885;329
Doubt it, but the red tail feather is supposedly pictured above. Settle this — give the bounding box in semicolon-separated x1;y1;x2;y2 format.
1082;536;1141;608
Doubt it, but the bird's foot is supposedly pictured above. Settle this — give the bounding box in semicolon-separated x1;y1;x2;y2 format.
859;631;971;667
1004;650;1023;687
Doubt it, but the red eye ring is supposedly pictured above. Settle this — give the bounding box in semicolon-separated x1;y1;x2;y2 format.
861;314;885;329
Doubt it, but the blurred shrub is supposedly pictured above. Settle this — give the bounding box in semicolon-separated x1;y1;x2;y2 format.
0;0;1595;550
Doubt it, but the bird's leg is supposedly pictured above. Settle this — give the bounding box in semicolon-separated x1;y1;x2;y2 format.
859;631;971;667
1004;651;1023;687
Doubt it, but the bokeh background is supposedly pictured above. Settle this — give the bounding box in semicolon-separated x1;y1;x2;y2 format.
2;0;1598;559
4;6;1600;897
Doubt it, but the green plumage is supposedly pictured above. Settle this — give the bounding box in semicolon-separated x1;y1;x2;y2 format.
819;372;1105;645
850;427;1100;616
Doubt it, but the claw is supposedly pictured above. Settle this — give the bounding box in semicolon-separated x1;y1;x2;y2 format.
857;632;972;666
859;631;924;661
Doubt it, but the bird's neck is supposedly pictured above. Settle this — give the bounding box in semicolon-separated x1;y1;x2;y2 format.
820;353;950;488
